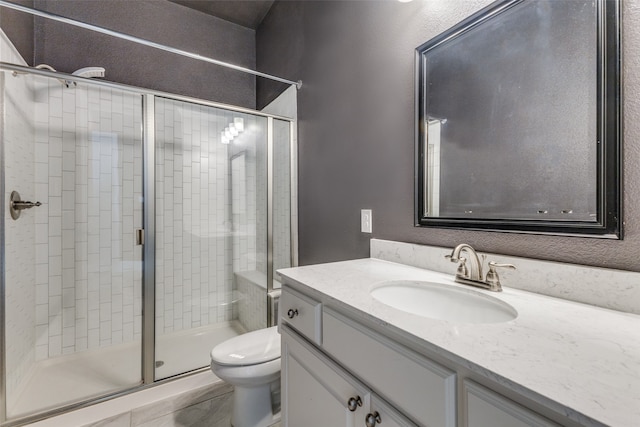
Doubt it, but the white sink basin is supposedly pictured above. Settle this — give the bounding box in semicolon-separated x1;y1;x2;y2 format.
370;280;517;324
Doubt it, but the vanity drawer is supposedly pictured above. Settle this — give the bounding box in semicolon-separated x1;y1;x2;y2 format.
280;286;322;345
464;380;559;427
323;308;457;427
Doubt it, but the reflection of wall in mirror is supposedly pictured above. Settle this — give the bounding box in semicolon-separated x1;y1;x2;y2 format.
426;120;441;217
424;0;597;221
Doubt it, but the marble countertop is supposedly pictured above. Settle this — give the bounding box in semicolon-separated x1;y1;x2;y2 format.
277;258;640;427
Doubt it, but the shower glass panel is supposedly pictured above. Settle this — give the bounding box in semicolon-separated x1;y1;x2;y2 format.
2;71;144;418
1;61;295;424
154;97;267;380
272;119;292;286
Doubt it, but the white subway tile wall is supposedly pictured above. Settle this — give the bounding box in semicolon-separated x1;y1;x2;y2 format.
229;118;265;276
155;99;267;339
255;129;268;277
2;29;37;402
31;78;144;359
232;118;291;332
231;152;254;274
273;119;292;273
1;27;295;406
235;272;267;332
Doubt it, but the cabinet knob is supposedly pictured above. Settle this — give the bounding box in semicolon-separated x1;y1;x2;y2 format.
287;308;299;319
365;411;381;426
347;395;363;412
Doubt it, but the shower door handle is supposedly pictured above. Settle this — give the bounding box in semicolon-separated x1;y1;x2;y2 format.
136;229;145;246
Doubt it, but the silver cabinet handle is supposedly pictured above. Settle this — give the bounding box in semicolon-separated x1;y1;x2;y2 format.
287;308;298;319
347;395;362;412
365;412;381;426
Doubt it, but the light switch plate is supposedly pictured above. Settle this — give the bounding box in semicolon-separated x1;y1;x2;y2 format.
361;209;372;233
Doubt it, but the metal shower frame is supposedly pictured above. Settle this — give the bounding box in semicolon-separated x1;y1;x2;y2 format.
0;59;297;426
0;0;302;89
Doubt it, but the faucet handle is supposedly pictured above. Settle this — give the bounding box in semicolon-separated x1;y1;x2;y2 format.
446;254;469;279
488;261;516;270
485;262;516;291
456;257;468;278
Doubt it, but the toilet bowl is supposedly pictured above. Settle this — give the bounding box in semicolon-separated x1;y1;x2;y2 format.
210;326;281;427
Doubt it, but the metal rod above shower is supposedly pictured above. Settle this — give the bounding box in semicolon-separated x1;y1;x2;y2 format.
0;0;303;89
0;62;295;121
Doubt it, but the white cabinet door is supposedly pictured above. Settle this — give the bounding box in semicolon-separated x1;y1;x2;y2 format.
323;308;457;427
282;324;370;427
464;380;559;427
363;395;419;427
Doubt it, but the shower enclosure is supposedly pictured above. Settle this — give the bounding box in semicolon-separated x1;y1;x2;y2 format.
0;56;295;424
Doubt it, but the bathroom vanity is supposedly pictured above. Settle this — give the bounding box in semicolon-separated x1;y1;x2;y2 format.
277;255;640;427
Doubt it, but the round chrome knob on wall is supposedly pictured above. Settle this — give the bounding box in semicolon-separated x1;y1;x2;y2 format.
9;191;42;220
365;411;381;427
347;395;362;412
287;308;298;319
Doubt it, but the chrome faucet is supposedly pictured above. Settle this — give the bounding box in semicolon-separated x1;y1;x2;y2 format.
445;244;515;292
446;243;484;281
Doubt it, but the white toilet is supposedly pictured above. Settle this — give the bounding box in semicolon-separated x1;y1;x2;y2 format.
210;326;281;427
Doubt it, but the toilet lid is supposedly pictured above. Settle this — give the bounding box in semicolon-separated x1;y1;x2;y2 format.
211;326;281;366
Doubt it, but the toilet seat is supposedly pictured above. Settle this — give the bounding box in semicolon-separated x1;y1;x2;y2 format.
211;326;280;367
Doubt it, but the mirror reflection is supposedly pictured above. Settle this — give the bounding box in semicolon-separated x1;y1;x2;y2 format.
416;0;621;237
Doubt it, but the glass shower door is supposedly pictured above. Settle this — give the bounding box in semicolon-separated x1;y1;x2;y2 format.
154;97;268;379
272;119;293;284
2;72;144;418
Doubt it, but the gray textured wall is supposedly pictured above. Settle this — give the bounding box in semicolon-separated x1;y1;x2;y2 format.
0;0;34;64
257;0;640;272
32;0;256;108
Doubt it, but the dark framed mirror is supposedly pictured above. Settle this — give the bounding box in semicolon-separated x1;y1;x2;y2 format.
415;0;621;238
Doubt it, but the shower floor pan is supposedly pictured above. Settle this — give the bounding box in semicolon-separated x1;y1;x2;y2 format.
8;321;244;419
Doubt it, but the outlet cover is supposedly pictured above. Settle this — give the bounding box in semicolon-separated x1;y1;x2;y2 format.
361;209;372;233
